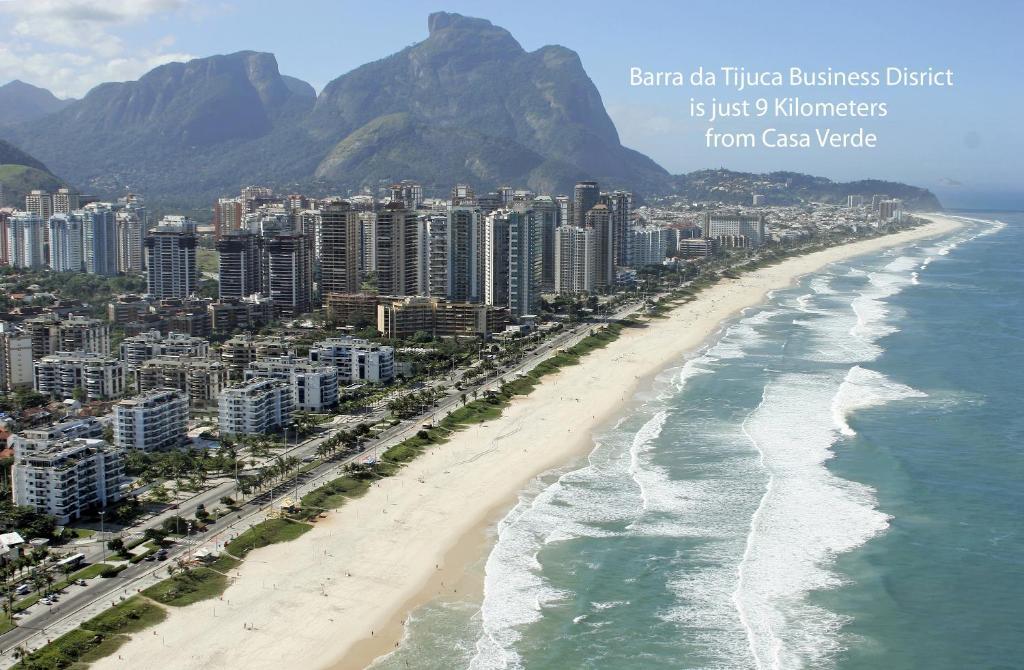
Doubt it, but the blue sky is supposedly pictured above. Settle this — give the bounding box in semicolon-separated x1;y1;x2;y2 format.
1;0;1020;206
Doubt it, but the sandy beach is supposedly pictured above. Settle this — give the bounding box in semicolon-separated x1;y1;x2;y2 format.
92;215;962;670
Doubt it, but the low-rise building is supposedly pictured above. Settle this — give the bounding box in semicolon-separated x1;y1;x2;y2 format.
376;297;508;339
113;389;188;452
218;378;294;437
678;238;713;259
23;313;111;358
245;356;339;411
219;334;296;380
13;416;105;443
11;436;126;524
136;356;229;411
208;296;273;335
34;352;124;400
308;337;395;383
107;295;152;325
120;330;210;371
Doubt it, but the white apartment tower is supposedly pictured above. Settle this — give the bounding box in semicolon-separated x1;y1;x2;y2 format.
114;389;188;452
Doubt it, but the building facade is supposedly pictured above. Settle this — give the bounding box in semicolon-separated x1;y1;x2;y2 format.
307;337;395;384
218;377;294;436
34;352;124;400
114;389;188;452
12;437;126;525
145;217;199;298
245;356;339;411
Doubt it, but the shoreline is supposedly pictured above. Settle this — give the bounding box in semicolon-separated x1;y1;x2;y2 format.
91;215;963;670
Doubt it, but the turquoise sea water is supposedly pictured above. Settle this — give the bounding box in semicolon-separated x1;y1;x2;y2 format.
374;214;1021;670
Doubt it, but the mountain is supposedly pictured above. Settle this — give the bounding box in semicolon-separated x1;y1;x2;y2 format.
307;11;669;194
0;13;668;205
0;80;74;125
2;51;318;201
670;169;942;210
0;13;938;212
0;139;64;207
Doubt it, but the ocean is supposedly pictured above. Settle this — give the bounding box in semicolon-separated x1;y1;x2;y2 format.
373;214;1022;670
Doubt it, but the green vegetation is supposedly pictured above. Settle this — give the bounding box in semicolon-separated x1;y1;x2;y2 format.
0;269;146;317
0;163;62;208
141;568;227;607
67;528;96;539
208;554;242;573
18;596;166;669
196;247;219;274
84;597;167;635
224;518;312;559
296;475;373;519
0;502;59;546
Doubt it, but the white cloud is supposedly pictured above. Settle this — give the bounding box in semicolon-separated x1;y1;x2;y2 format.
0;0;194;98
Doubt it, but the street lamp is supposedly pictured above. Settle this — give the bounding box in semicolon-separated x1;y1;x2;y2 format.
99;510;106;563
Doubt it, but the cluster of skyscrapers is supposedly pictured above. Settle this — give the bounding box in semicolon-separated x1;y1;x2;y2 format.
212;180;637;323
1;190;148;274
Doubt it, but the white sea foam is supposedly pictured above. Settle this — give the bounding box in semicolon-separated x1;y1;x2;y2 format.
471;414;658;668
809;276;836;294
733;373;893;670
831;366;927;436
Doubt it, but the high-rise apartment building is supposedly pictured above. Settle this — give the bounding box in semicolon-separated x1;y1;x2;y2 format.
115;210;146;273
25;190;53;222
245;356;340;411
213;197;244;237
507;210;543;317
629;226;670;268
119;330;210;371
605;191;633;267
483;210;511;308
145;217;198;298
319;200;362;295
24;314;110;358
137;356;228;409
585;203;615;290
82;204;118;276
555;226;598;295
426;214;448;298
216;229;262;300
389;180;424;209
446;207;480;302
531;196;559;292
307;337;396;383
375;204;420;297
451;183;475;206
573;181;600;227
261;233;312;317
6;212;44;269
48;212;84;272
52;188;79;214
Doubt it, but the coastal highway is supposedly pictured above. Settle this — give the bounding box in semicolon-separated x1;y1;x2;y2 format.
0;300;645;663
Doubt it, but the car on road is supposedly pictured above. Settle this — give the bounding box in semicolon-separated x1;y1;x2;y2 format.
16;584;30;595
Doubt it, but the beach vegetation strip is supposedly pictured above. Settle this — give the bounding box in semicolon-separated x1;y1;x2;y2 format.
141;568;229;607
16;597;166;669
